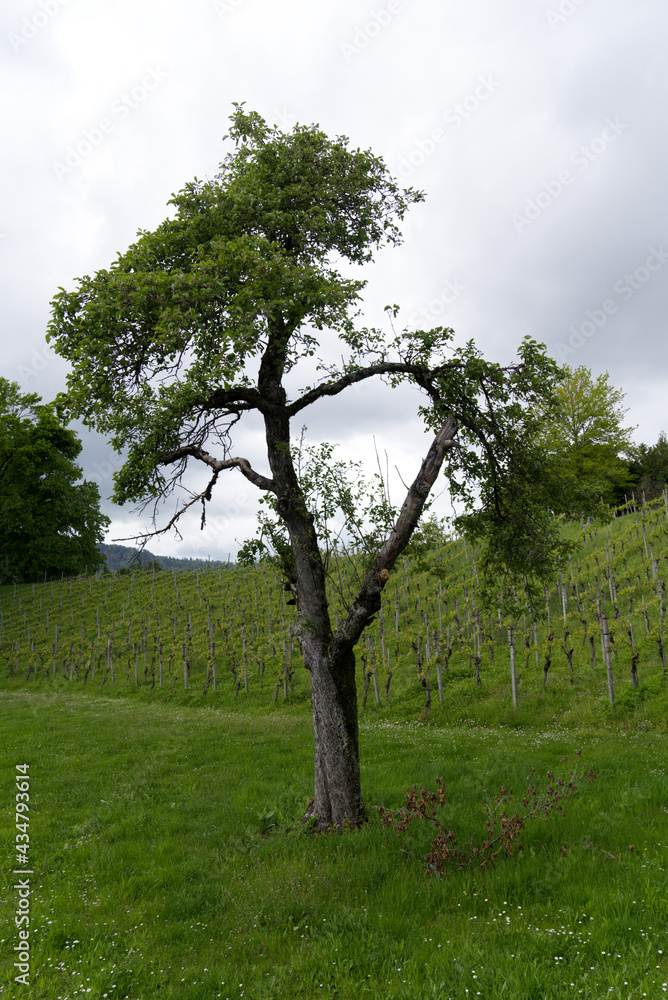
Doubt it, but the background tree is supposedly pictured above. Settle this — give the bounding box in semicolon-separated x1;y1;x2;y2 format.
627;431;668;502
537;365;636;506
47;107;599;828
0;378;109;583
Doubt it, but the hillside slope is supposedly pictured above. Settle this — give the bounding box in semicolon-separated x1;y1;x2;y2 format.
1;498;667;725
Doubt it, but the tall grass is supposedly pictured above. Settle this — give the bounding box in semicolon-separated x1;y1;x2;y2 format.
0;693;666;999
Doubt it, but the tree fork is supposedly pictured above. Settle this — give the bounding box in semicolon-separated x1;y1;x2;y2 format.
303;416;459;829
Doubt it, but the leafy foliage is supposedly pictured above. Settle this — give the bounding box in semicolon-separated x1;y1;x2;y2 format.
47;104;423;510
412;343;606;611
0;378;108;583
536;365;636;506
628;430;668;501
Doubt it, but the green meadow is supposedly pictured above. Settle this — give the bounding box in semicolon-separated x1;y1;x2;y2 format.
1;501;668;999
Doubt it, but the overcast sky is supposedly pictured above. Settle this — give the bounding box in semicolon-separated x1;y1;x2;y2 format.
2;0;667;560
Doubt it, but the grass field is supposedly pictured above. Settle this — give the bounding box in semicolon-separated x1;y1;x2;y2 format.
1;505;668;998
1;690;667;999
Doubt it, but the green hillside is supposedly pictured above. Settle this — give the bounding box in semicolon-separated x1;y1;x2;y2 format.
2;497;667;724
1;500;668;999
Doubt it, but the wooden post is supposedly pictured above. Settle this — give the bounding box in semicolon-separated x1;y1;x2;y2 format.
659;587;666;678
394;584;400;639
628;623;638;688
560;573;567;624
641;512;649;559
435;632;444;704
212;638;217;692
288;622;294;694
508;625;518;709
474;611;481;687
600;615;614;705
370;633;380;704
243;624;248;694
385;648;393;702
283;638;288;699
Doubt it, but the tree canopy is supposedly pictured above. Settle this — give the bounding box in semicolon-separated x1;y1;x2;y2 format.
537;365;636;506
628;431;668;501
47;106;602;827
0;378;109;583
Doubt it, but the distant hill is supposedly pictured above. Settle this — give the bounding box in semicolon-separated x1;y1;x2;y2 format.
98;542;233;573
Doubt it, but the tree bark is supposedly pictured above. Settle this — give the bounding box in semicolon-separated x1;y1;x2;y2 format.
302;644;364;828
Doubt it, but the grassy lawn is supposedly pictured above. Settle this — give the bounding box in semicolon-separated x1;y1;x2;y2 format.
1;689;667;999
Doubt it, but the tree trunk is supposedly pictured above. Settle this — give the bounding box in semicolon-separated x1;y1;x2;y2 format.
268;407;459;830
304;645;365;828
304;416;461;826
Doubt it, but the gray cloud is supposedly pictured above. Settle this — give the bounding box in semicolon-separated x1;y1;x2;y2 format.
2;0;666;558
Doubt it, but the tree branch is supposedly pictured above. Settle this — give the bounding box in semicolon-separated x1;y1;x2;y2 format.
160;444;276;492
330;415;459;655
204;386;266;411
113;470;221;549
286;361;454;416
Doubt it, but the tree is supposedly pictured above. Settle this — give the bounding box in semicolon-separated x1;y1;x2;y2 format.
537;365;636;506
0;379;109;583
628;431;668;502
47;106;599;828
